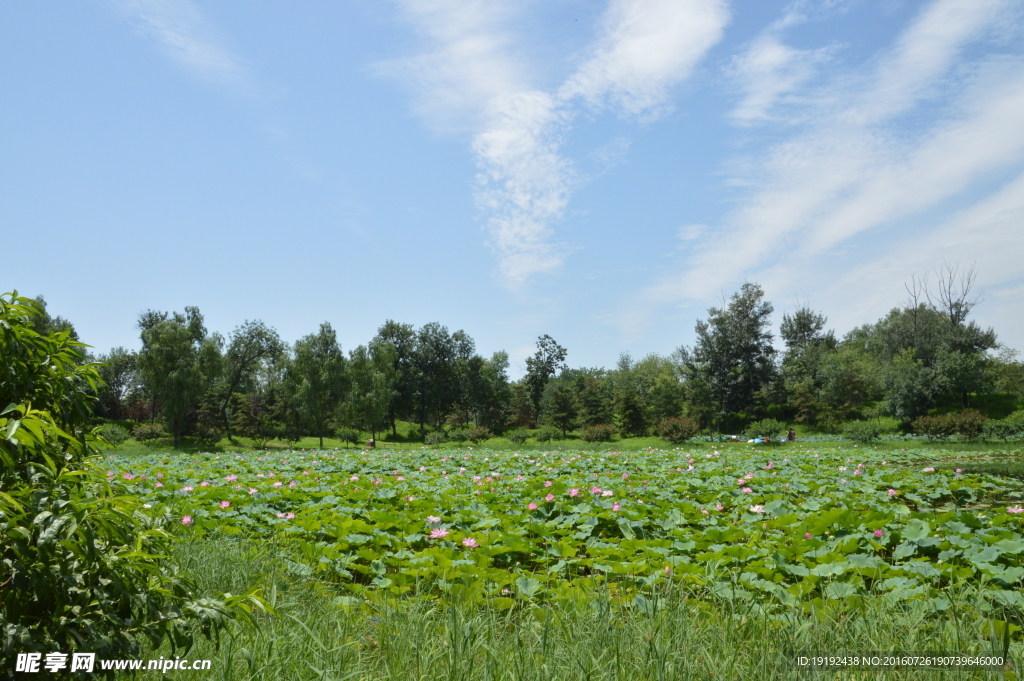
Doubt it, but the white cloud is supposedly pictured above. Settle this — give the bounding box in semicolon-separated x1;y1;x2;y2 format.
648;0;1024;308
727;35;833;125
383;0;729;285
111;0;255;93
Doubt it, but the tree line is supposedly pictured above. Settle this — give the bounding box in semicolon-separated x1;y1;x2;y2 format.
35;263;1023;446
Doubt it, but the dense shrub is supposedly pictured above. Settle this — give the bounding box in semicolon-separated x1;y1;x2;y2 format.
656;416;700;444
949;410;987;440
535;427;560;443
743;418;787;441
424;431;448;445
132;422;166;443
505;428;529;445
335;428;361;446
580;423;615;442
447;429;469;444
465;426;493;444
985;410;1024;441
841;420;883;443
98;423;130;448
913;411;987;440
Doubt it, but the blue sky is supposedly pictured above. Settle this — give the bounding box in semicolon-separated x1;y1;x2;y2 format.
4;0;1023;376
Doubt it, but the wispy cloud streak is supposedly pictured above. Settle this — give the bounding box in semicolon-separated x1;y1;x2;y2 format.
384;0;729;285
111;0;254;93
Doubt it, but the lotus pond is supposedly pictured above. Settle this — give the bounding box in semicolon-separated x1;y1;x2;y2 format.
99;445;1024;615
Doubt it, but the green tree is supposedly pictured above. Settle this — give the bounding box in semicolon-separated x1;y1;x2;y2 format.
137;307;223;448
679;283;777;427
541;379;577;437
576;374;613;427
346;343;398;442
290;323;347;449
412;323;473;437
524;335;568;416
372;320;418;436
464;351;513;428
509;382;536;428
214;320;284;442
95;346;138;420
614;386;648;437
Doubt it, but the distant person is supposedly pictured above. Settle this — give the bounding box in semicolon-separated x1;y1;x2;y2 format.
367;438;375;448
787;428;796;442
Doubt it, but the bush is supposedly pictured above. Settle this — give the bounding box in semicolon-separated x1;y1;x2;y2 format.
98;423;130;448
132;422;166;443
656;416;700;444
986;410;1024;441
743;418;787;441
841;420;883;443
949;410;987;440
505;428;529;445
448;429;469;444
424;430;448;445
580;423;615;443
335;428;361;446
535;427;560;443
913;411;988;440
465;426;493;444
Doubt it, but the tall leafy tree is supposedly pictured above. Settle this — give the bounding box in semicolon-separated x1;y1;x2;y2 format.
214;320;284;442
524;335;568;415
289;323;347;449
576;374;613;427
346;343;398;441
95;347;138;420
412;323;473;436
679;283;777;428
372;320;418;436
137;307;222;448
463;351;513;428
541;379;577;436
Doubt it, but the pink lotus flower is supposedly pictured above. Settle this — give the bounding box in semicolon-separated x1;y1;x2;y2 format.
590;486;602;494
225;475;237;482
219;501;230;509
462;537;478;548
874;529;884;538
569;488;580;497
289;481;297;487
545;493;555;502
156;472;163;478
248;488;258;495
716;503;724;510
123;473;135;480
622;473;629;479
426;515;441;524
154;482;163;488
1007;506;1024;514
601;490;613;497
273;482;283;488
107;471;114;476
749;505;765;514
286;512;295;519
956;468;962;473
200;481;210;487
612;503;621;511
544;480;553;487
182;486;194;492
350;476;359;481
888;489;898;496
429;527;450;539
528;502;538;510
922;467;935;472
742;487;753;494
805;532;812;539
181;515;193;525
701;509;709;515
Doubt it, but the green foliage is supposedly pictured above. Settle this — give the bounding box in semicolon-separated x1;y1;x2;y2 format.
656;416;700;444
679;283;777;422
447;428;469;444
613;387;647;438
505;428;529;445
465;426;492;443
840;419;883;443
0;292;253;674
743;418;786;440
524;335;568;414
289;323;347;449
913;411;988;440
579;423;615;442
335;428;362;446
232;393;283;449
98;423;130;448
542;380;577;437
534;426;560;442
132;422;167;443
424;430;448;445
